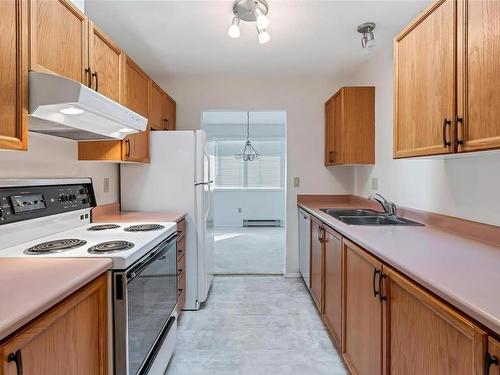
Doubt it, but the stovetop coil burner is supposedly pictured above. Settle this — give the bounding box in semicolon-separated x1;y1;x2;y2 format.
87;224;121;231
88;241;135;254
24;239;87;255
124;224;165;232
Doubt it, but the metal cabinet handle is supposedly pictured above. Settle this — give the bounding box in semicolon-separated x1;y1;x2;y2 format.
484;352;499;375
317;226;322;242
442;118;451;148
125;139;131;158
378;273;387;302
372;268;381;297
328;151;334;163
8;350;23;375
456;116;464;145
163;118;170;130
85;68;92;88
92;71;99;92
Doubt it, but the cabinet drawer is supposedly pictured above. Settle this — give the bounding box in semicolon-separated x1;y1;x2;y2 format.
177;254;185;278
177;236;185;260
177;219;186;240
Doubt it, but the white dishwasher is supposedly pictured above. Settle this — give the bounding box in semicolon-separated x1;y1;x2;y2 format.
298;208;311;288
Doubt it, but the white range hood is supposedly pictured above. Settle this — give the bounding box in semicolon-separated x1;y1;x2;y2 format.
28;72;147;140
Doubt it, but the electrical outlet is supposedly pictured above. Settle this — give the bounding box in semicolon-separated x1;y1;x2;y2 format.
293;177;300;188
103;178;110;193
238;208;242;213
371;177;378;191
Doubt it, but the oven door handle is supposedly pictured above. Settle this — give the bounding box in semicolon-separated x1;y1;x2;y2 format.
126;235;178;282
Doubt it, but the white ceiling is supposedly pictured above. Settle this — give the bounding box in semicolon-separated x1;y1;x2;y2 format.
85;0;429;80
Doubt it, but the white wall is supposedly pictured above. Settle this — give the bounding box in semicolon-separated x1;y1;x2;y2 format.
348;46;500;227
214;189;285;227
160;75;354;276
0;133;119;205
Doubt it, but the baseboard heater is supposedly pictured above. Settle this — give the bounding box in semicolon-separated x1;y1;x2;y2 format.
243;219;281;227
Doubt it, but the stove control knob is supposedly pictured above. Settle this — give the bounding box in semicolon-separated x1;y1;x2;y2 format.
79;188;86;195
81;198;88;205
69;194;76;201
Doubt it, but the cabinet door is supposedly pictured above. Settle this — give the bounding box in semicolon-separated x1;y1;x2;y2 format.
123;56;150;162
0;0;28;150
383;266;486;375
343;239;383;375
325;98;335;165
164;94;176;131
332;90;344;164
0;274;107;375
486;337;500;375
323;226;342;348
393;0;456;158
310;218;323;311
457;0;500;152
29;0;88;84
89;21;122;103
149;81;166;130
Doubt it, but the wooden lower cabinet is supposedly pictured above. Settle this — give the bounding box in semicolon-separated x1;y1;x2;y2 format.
322;226;342;347
0;274;108;375
310;217;324;311
176;218;186;315
383;266;487;375
342;239;383;375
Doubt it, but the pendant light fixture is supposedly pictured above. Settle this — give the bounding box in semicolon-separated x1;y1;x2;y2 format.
358;22;376;49
227;0;271;44
235;112;260;162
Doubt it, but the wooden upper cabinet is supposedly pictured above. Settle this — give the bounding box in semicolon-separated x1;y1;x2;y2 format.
324;86;375;166
88;22;123;102
150;81;167;130
0;274;107;375
310;217;324;311
457;0;500;152
322;226;342;348
0;0;28;151
382;266;486;375
394;0;456;158
343;239;383;375
29;0;88;84
164;94;176;131
122;56;150;162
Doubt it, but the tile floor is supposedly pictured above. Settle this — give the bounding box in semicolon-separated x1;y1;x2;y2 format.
165;276;348;375
214;227;285;274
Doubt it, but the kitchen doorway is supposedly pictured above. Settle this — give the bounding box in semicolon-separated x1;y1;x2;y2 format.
203;111;286;275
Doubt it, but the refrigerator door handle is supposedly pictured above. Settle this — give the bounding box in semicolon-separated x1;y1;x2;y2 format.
195;180;213;186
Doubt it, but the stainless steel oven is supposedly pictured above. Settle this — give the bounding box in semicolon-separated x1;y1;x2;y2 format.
113;233;178;375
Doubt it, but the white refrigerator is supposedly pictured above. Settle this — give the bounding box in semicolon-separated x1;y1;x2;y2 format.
120;130;214;310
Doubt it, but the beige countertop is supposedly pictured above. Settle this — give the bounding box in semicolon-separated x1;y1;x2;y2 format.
92;203;186;224
298;195;500;336
0;258;112;341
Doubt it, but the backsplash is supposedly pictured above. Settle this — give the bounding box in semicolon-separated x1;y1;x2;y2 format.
0;132;119;205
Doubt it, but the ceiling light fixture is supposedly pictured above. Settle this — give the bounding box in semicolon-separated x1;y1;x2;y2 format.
228;0;270;44
357;22;376;49
228;16;241;38
235;112;260;162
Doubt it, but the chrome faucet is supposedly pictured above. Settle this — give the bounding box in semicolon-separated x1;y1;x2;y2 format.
369;193;398;217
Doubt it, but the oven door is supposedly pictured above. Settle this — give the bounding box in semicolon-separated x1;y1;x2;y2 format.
114;233;178;375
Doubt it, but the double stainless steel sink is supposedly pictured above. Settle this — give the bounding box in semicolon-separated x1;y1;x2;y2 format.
320;208;424;226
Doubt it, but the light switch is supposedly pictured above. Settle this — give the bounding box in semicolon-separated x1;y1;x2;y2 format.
371;177;378;191
293;177;300;188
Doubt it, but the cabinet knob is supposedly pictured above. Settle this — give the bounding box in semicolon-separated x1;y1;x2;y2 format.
328;151;335;163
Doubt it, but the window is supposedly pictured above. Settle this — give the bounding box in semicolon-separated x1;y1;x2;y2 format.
211;140;285;189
